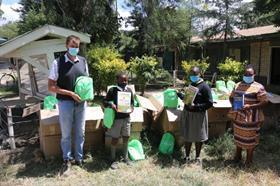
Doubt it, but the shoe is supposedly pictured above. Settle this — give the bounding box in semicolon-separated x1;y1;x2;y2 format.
60;160;71;176
110;161;119;170
194;157;202;166
183;156;191;164
123;158;132;166
75;160;84;167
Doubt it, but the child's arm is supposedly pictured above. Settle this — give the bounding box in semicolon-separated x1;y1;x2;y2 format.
104;88;116;109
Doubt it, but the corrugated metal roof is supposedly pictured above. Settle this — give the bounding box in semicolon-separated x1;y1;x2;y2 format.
191;25;280;43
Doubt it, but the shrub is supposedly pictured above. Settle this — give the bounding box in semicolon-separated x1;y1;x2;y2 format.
87;46;128;95
217;57;246;82
128;56;158;95
205;132;235;160
181;58;210;83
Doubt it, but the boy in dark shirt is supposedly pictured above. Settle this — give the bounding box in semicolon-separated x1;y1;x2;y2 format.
104;72;134;169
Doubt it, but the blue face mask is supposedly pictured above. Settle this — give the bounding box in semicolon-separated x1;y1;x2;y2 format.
190;75;200;83
243;76;254;84
68;47;79;56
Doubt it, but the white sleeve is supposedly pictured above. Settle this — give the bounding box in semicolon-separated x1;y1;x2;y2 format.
48;59;59;81
85;60;89;76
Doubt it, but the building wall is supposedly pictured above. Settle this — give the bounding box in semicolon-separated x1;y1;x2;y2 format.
250;41;270;84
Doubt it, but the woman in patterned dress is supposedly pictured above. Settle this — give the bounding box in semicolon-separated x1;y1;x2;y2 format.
229;65;268;166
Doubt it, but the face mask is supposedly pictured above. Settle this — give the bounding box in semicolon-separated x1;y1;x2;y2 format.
68;47;79;56
118;83;127;89
243;76;254;84
190;75;199;83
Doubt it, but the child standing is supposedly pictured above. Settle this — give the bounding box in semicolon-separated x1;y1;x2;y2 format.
104;72;134;169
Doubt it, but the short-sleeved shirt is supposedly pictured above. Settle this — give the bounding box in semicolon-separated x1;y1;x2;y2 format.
48;54;89;81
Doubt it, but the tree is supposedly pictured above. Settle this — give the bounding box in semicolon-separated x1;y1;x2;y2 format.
237;2;272;29
17;0;119;44
199;0;243;60
0;22;19;39
254;0;280;26
125;0;192;68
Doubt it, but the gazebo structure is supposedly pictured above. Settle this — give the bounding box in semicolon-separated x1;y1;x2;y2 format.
0;25;91;101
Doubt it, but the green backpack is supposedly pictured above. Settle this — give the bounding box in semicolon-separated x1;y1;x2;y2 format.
159;132;175;155
216;80;229;94
43;96;58;110
163;89;178;108
103;108;115;128
74;76;94;101
128;139;145;161
226;80;236;92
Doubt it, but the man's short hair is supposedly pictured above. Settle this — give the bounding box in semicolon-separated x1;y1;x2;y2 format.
116;72;128;79
66;35;80;45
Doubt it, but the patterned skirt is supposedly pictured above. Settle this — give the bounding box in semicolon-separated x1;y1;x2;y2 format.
231;109;263;149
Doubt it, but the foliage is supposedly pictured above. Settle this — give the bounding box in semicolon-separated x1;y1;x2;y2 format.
154;68;173;83
254;0;280;26
17;0;119;44
205;132;235;160
17;4;55;34
237;2;272;29
125;0;192;60
87;46;128;95
0;22;19;39
217;57;246;82
181;58;209;83
129;55;170;94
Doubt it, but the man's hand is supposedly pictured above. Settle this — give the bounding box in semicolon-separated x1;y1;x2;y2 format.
70;92;81;103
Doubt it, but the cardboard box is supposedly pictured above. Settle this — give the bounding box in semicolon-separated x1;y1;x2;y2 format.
130;107;144;132
208;107;231;123
154;108;182;133
104;132;141;149
83;130;105;150
39;106;105;158
40;129;105;158
136;95;158;112
208;121;229;139
40;106;104;136
213;100;232;108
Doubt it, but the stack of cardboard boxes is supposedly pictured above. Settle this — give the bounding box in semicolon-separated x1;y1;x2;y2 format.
39;107;104;159
39;88;235;158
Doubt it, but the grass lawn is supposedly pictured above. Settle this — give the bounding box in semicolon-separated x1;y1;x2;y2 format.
0;127;280;186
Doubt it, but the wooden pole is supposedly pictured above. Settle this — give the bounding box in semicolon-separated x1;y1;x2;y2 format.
7;107;16;150
173;70;177;88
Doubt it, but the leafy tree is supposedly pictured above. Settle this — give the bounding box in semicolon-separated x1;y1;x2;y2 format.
0;22;19;39
17;0;119;44
128;56;158;95
199;0;243;60
125;0;192;69
237;2;272;29
254;0;280;26
87;46;128;95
